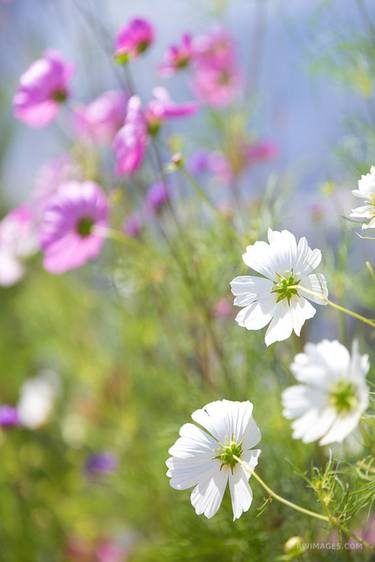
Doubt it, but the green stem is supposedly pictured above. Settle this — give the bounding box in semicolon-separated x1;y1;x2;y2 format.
251;470;330;523
291;285;375;329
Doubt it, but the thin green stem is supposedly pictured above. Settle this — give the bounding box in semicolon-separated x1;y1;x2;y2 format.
290;285;375;329
251;470;329;523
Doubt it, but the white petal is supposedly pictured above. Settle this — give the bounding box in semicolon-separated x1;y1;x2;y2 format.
289;297;316;336
242;241;278;280
168;423;217;458
167;457;217;490
234;297;275;330
299;274;328;304
282;385;327;419
229;466;253;520
230;275;272;298
190;467;228;518
192;400;256;445
264;301;294;346
297;408;336;443
319;412;362;445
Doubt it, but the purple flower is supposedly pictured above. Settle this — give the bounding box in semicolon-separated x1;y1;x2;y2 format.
75;90;128;143
115;18;154;63
13;50;74;127
146;182;169;213
123;214;143;238
113;96;148;175
84;453;118;477
39;181;108;274
0;405;20;428
159;33;194;76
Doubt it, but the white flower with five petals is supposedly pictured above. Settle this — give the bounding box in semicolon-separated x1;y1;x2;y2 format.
349;166;375;229
282;340;369;445
230;229;328;346
166;400;261;520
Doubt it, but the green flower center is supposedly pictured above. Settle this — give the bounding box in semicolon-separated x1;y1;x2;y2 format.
329;380;358;414
216;441;243;471
52;89;67;103
272;273;300;304
76;217;94;238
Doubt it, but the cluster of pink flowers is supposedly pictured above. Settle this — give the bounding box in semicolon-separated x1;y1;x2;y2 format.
5;17;273;283
113;88;197;176
159;28;241;107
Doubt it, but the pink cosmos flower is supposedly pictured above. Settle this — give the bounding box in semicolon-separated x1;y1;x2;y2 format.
191;29;241;108
192;66;241;108
0;205;38;286
115;18;154;63
159;33;194;76
75;90;128;143
193;29;235;69
13;50;74;127
146;87;198;124
113;90;197;175
113;96;148;175
39;181;108;274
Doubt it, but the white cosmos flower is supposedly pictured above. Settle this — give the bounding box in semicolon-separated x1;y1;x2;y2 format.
349;166;375;229
166;400;261;520
17;370;60;429
230;229;328;346
282;340;369;446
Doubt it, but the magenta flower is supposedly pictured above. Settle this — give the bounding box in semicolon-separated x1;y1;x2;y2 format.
0;205;38;286
123;214;143;238
40;181;108;274
75;90;128;143
145;87;198;135
159;33;194;76
146;182;169;213
113;90;197;175
13;50;74;127
113;96;148;175
0;405;20;428
115;18;154;63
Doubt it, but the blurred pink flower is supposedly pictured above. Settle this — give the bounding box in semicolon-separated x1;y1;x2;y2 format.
13;50;74;127
191;28;241;107
146;87;198;134
193;29;235;69
113;90;197;175
0;205;38;286
246;141;278;163
96;540;124;562
159;33;194;76
75;90;128;143
123;214;143;238
192;66;241;108
40;181;108;274
115;18;154;63
113;96;148;175
214;298;233;318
